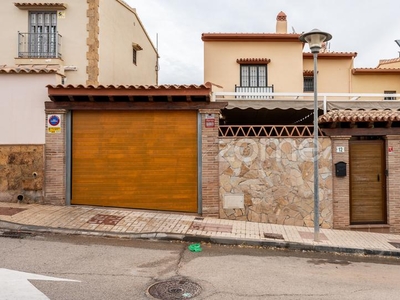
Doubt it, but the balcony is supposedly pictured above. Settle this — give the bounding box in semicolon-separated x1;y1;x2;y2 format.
18;32;62;59
235;85;274;99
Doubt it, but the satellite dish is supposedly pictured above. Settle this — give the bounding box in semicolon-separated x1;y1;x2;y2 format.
395;39;400;47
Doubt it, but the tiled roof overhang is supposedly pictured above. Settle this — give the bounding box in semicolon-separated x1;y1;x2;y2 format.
202;33;301;42
319;109;400;136
318;109;400;134
303;70;314;76
303;52;357;59
352;68;400;74
0;65;63;75
14;3;67;10
236;58;271;65
378;58;400;66
46;84;228;110
319;109;400;125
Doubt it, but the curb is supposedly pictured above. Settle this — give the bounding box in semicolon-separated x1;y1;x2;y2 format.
1;220;400;258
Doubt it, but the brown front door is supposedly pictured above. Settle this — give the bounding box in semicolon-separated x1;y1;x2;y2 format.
350;139;386;224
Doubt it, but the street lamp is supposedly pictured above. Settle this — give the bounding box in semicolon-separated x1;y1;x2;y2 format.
299;29;332;242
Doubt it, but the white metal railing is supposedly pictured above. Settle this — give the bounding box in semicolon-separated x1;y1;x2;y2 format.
18;31;62;59
235;86;274;99
212;92;400;114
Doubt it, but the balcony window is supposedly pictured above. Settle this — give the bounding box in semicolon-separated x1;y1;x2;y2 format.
18;11;62;58
236;59;273;98
240;65;267;87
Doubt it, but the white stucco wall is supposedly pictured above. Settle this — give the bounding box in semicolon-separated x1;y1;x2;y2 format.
204;40;304;93
56;0;90;84
0;1;29;65
0;74;59;144
0;1;88;84
98;0;158;85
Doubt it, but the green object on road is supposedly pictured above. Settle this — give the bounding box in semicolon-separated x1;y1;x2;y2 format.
188;243;202;252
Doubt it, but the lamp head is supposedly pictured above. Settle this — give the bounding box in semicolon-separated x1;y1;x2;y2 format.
300;29;332;54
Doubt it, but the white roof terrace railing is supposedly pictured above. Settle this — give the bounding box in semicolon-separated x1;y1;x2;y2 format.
212;92;400;114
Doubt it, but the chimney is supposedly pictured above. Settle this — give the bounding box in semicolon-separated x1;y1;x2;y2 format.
276;11;287;34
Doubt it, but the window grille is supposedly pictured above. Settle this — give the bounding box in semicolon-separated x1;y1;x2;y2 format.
240;65;267;87
29;11;57;58
133;49;137;65
303;76;314;92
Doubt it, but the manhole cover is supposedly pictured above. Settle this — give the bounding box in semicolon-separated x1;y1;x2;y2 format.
148;278;202;299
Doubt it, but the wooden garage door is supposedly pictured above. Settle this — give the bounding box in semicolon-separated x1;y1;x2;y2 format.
71;110;198;213
350;140;386;224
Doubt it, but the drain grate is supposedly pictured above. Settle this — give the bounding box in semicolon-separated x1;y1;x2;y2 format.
87;214;124;225
148;278;202;299
263;232;284;240
0;207;27;216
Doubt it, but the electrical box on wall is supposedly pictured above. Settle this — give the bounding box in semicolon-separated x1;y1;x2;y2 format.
335;161;347;177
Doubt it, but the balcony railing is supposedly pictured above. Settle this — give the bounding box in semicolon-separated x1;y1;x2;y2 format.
235;85;274;99
18;32;62;59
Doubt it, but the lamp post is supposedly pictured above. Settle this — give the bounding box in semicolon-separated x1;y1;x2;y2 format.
299;29;332;242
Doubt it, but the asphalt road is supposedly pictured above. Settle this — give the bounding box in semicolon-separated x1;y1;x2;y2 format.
1;233;400;299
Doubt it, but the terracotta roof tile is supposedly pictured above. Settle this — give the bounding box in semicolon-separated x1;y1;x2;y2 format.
303;70;314;76
352;68;400;74
14;3;67;9
202;33;301;42
319;109;400;123
46;84;217;104
378;57;400;66
0;64;63;75
303;52;357;59
236;58;271;64
47;84;211;90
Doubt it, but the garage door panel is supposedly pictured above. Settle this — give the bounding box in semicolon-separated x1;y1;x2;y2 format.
72;110;198;212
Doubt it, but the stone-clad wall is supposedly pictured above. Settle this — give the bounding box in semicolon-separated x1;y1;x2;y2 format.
0;145;44;203
219;137;333;228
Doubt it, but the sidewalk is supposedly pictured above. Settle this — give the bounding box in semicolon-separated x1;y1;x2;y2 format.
1;202;400;257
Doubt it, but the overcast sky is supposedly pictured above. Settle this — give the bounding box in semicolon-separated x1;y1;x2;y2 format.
125;0;400;85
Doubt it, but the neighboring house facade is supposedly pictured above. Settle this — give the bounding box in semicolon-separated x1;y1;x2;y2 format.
203;12;400;232
0;0;158;203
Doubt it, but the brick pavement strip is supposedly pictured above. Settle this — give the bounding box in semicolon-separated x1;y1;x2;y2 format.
62;210;99;228
2;202;400;257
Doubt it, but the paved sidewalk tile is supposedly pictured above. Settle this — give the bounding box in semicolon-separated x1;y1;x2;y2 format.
1;202;400;257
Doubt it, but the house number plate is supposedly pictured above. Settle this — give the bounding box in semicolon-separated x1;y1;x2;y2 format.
336;146;345;153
